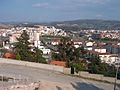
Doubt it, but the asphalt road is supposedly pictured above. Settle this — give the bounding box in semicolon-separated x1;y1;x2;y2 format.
0;63;119;90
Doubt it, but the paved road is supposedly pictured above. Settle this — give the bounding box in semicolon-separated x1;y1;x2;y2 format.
0;63;119;90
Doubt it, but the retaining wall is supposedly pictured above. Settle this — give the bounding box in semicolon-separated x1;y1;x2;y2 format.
0;58;64;73
78;71;120;84
1;58;120;84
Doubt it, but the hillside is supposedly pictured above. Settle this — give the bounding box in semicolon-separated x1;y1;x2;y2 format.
0;24;13;29
50;19;120;31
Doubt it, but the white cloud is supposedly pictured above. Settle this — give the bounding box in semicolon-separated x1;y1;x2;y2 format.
32;3;49;8
65;0;110;4
96;14;103;18
85;0;110;4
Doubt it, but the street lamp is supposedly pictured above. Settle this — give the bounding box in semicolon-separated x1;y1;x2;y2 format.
114;58;120;90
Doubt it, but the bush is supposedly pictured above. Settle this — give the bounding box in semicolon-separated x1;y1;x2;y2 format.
73;63;85;73
16;53;21;60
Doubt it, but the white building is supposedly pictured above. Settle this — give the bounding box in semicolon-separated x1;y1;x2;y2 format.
41;48;51;55
94;48;107;53
99;53;117;64
86;41;94;47
9;33;21;43
33;31;40;41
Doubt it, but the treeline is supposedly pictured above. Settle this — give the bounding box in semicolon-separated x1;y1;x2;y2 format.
99;38;120;42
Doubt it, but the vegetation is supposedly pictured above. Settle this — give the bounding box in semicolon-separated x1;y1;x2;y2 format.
88;54;107;74
52;37;87;69
15;53;21;60
87;54;120;79
0;48;8;57
52;37;73;67
13;30;46;63
73;63;86;73
13;30;32;61
33;47;46;63
52;37;120;79
99;38;120;42
11;30;120;79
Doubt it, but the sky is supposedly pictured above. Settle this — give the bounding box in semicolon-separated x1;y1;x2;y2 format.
0;0;120;22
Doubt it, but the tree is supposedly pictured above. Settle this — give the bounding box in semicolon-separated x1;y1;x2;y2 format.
73;63;85;73
16;53;21;60
52;37;85;68
33;47;47;64
55;37;75;67
88;54;102;74
51;52;61;60
0;48;8;58
13;30;46;63
13;30;33;61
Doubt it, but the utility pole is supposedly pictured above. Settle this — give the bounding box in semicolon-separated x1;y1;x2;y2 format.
114;57;119;90
114;65;119;90
2;74;3;90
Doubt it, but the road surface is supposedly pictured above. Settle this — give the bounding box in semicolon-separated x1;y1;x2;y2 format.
0;63;119;90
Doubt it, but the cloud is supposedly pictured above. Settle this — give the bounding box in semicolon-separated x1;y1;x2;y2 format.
96;14;103;18
85;0;110;4
31;0;110;13
63;0;110;5
32;3;49;8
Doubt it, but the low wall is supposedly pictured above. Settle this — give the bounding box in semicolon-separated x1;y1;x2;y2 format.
1;58;120;84
0;58;64;73
78;72;104;81
78;71;120;84
63;68;71;74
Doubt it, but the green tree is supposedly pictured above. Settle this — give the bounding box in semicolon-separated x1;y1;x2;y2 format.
73;63;85;73
13;30;33;61
56;37;74;67
51;52;61;60
52;37;85;68
0;48;8;58
33;47;47;64
13;30;46;63
88;54;102;74
16;53;21;60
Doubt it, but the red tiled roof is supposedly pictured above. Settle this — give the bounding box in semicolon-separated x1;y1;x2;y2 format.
49;60;66;67
3;52;16;59
72;40;85;42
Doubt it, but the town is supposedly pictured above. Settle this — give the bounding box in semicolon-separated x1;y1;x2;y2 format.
0;24;120;65
1;0;120;89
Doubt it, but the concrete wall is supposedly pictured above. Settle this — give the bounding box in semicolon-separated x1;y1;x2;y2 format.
63;68;71;74
78;71;120;84
0;58;64;73
0;58;120;84
79;72;104;80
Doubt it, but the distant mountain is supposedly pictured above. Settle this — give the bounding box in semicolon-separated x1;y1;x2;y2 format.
1;19;120;30
0;24;13;29
50;19;120;31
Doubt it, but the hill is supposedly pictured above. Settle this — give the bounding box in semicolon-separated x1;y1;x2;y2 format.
50;19;120;31
0;24;13;29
